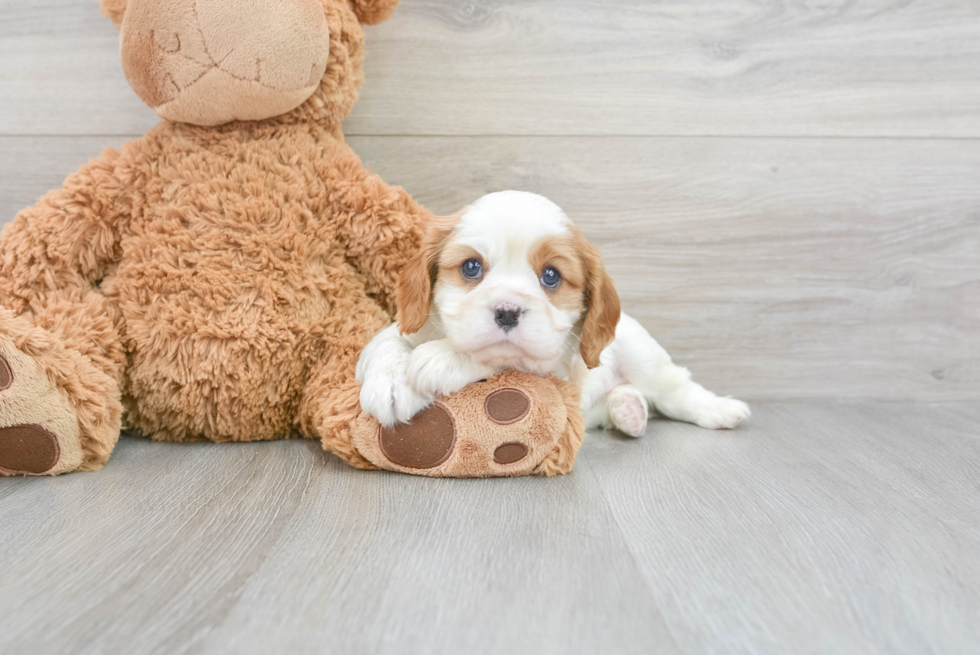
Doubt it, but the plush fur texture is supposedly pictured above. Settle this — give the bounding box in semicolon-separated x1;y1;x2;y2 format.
0;308;120;473
0;0;587;478
0;0;417;474
349;0;400;25
351;370;581;477
118;0;333;125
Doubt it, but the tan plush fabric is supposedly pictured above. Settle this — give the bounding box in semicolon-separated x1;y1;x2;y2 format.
0;0;586;477
349;0;400;25
101;0;374;129
119;0;331;125
99;0;127;27
531;376;584;476
350;371;582;478
0;308;120;475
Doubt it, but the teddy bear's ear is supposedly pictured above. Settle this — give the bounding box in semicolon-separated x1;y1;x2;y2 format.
99;0;128;29
349;0;401;25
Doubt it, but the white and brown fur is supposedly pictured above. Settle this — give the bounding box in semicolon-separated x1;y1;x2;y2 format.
356;191;750;435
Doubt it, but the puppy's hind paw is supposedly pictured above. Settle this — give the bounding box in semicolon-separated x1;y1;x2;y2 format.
606;385;649;437
693;397;751;430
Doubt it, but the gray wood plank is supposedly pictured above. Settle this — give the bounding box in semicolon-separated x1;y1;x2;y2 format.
0;435;677;655
0;0;158;136
583;402;980;655
1;403;977;654
3;0;980;137
2;134;977;402
351;0;980;137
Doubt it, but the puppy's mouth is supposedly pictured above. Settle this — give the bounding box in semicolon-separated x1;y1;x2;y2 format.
441;303;572;367
463;330;565;367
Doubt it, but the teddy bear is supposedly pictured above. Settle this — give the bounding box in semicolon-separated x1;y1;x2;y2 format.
0;0;583;478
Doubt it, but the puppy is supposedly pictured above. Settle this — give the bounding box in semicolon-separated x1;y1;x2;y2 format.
356;191;749;436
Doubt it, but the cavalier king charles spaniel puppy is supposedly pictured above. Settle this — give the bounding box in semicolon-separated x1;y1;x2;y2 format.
356;191;749;436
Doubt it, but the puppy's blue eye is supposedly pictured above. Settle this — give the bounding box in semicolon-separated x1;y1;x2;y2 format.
461;258;483;280
540;266;561;289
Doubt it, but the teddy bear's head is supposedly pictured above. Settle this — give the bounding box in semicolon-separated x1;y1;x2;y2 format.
99;0;398;127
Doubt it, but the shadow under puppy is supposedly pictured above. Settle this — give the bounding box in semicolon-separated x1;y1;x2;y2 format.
357;191;749;437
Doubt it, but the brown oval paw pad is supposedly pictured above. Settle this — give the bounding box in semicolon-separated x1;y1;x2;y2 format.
484;388;530;425
0;354;12;391
379;403;456;469
493;442;528;464
0;424;60;474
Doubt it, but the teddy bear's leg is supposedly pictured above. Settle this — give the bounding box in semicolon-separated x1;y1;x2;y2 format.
348;372;585;478
298;345;379;471
0;292;124;476
297;297;393;470
529;377;584;477
297;329;578;477
0;152;127;476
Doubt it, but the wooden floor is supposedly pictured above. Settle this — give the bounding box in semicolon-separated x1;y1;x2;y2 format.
2;0;979;653
0;403;976;654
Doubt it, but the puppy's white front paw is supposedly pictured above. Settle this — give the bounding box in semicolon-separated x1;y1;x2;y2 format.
391;381;434;425
359;368;432;427
692;397;751;430
407;341;469;398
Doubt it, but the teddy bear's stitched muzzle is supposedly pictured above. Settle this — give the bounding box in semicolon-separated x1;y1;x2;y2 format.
119;0;331;126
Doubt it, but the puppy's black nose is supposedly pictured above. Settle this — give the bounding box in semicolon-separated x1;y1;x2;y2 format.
495;307;521;330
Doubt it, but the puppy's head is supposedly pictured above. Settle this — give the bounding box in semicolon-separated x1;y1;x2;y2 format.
396;191;620;371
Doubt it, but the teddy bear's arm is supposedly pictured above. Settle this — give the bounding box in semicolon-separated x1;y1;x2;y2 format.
323;156;430;317
0;148;127;314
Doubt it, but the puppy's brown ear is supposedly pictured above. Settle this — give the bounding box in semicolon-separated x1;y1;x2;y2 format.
395;214;456;334
577;232;621;368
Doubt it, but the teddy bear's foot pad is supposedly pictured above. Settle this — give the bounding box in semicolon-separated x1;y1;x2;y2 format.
352;371;569;478
0;342;89;476
379;403;456;469
0;354;13;391
0;424;60;474
492;441;529;464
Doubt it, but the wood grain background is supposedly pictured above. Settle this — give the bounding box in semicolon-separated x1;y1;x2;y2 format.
1;0;977;401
